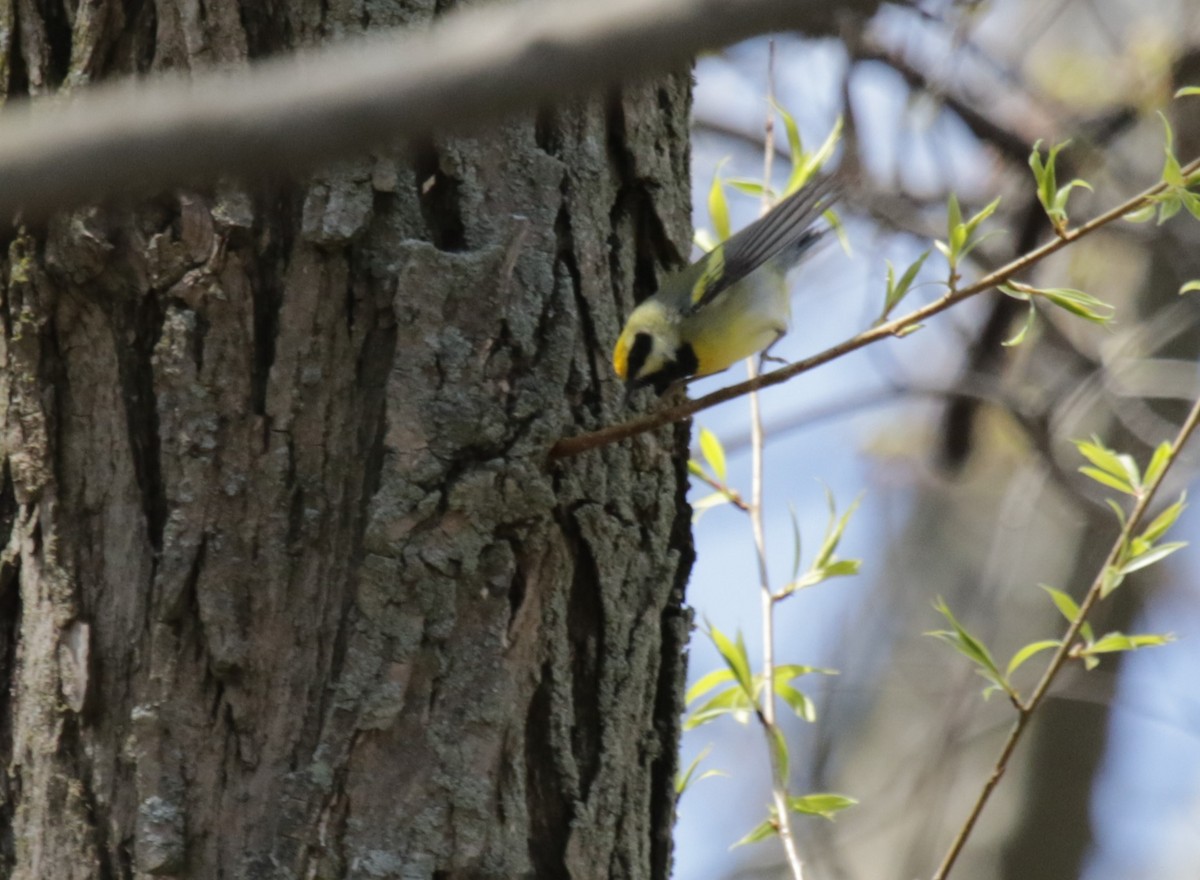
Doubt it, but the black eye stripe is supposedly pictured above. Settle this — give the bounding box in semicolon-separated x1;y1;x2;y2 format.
627;332;654;379
647;343;699;395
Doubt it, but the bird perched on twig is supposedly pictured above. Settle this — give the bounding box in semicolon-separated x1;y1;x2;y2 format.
612;176;837;397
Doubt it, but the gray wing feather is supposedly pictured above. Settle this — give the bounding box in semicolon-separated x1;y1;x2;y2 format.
690;175;838;312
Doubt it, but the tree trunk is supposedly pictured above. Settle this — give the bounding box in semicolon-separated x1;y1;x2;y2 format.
0;3;694;878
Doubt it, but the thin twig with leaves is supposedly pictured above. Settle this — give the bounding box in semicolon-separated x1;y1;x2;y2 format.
929;404;1200;880
551;152;1200;459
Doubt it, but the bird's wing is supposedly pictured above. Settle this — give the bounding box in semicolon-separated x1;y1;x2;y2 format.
688;175;837;313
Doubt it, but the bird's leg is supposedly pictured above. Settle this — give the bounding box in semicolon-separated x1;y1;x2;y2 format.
759;330;789;368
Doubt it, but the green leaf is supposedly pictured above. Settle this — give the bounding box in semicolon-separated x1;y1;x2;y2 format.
1180;190;1200;220
896;323;924;337
963;196;1002;240
1157;193;1183;224
1006;639;1061;678
675;745;724;795
726;178;772;197
775;682;816;722
1140;492;1187;544
787;793;858;820
708;160;731;242
773;663;836;681
1100;563;1126;599
698;427;727;483
1040;584;1081;620
684;686;752;730
1143;441;1174;486
946;192;964;251
770;724;790;780
1120;541;1188;575
691;493;731;522
882;250;930;318
789;115;843;194
1036;286;1115;324
822;559;862;578
686;668;736;705
687;459;706;479
1160;112;1183;187
927;598;1008;694
1180;280;1200;295
1003;302;1037;347
1029;139;1052;206
813;490;862;570
708;624;754;699
1079;466;1137;495
731;816;778;848
1080;631;1175;656
773;98;804;175
1123;204;1157;223
1074;437;1133;481
1176;86;1200;98
1104;497;1128;526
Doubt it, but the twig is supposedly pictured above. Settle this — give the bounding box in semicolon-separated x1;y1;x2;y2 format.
748;43;805;880
550;156;1200;459
931;392;1200;880
0;0;883;221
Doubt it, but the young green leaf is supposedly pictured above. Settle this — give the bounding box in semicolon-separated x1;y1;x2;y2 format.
1139;492;1187;544
691;492;732;522
686;667;737;705
1039;584;1096;644
698;427;727;483
1123;203;1157;224
708;160;731;242
1079;466;1137;496
1143;442;1174;486
1036;286;1115;324
684;685;752;730
1003;302;1037;347
708;625;754;698
1119;541;1188;575
727;178;772;197
1180;280;1200;295
1104;497;1128;526
814;491;862;570
928;598;1012;698
1176;86;1200;98
788;793;858;820
1084;629;1176;657
775;682;816;722
675;745;726;795
731;816;778;849
1100;563;1126;599
1006;639;1062;678
773;663;834;680
881;250;930;319
789;503;802;581
770;724;790;780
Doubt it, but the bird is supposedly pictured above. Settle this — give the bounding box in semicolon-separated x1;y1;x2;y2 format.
612;176;837;396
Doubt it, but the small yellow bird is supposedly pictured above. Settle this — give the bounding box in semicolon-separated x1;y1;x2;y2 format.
612;177;836;396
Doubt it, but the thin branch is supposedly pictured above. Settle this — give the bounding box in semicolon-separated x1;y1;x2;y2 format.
931;391;1200;880
749;45;806;880
550;157;1200;459
0;0;883;221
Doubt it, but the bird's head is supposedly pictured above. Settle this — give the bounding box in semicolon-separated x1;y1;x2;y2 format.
612;300;698;397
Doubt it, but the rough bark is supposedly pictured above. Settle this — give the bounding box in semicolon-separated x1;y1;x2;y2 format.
0;2;694;878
